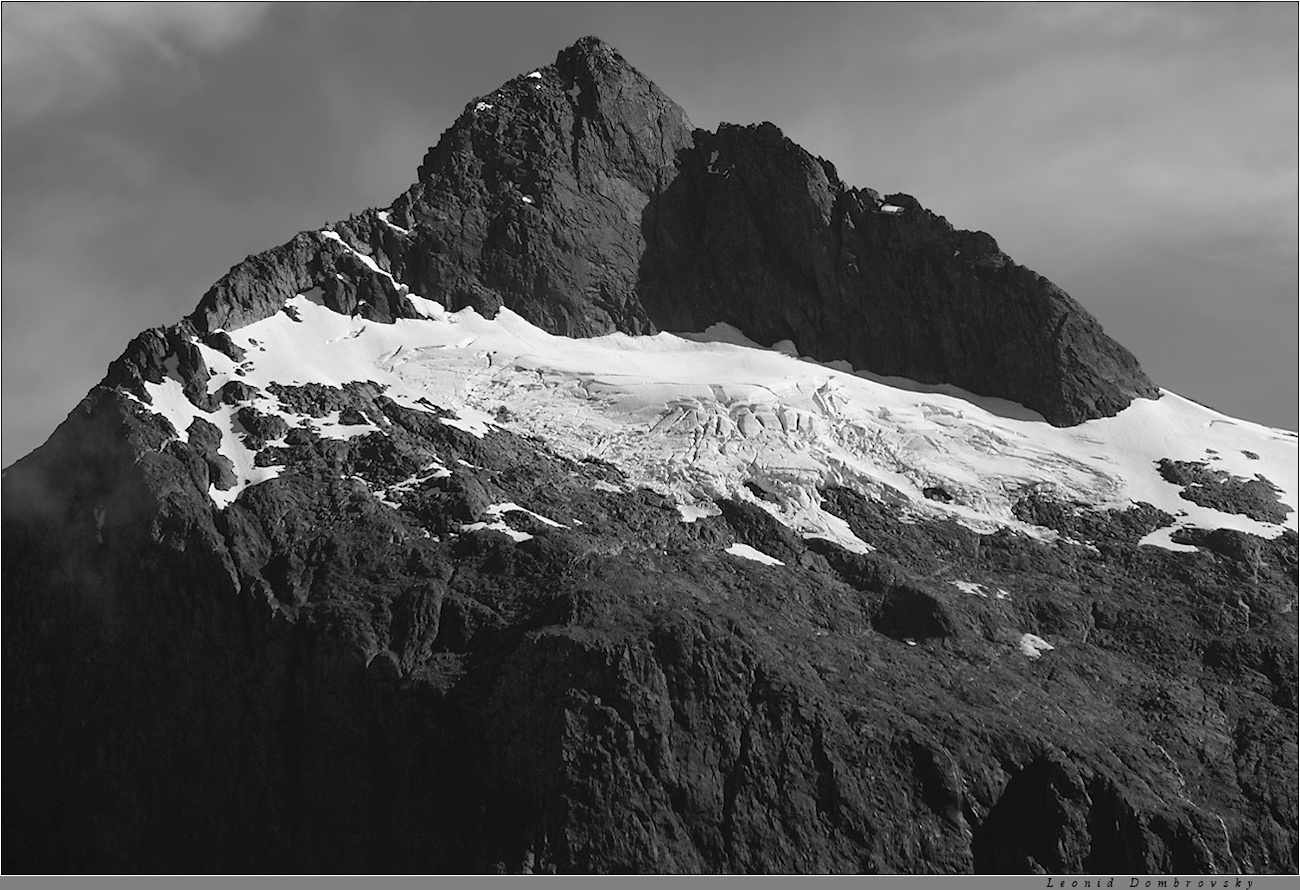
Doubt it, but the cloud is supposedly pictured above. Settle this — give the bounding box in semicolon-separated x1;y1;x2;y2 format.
1;2;269;123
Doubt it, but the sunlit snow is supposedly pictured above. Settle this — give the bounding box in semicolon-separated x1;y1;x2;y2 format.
1018;633;1055;659
1136;526;1200;552
678;503;722;523
141;375;283;508
725;543;785;566
130;265;1297;546
461;521;532;542
321;230;389;277
484;502;567;528
439;406;496;438
376;210;410;236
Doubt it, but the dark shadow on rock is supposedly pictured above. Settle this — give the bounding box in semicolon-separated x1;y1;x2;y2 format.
635;124;1159;426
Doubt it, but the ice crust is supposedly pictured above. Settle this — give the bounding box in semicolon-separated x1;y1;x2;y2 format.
725;543;785;566
130;268;1297;557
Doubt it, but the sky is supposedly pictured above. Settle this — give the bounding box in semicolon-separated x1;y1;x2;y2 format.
3;2;1296;461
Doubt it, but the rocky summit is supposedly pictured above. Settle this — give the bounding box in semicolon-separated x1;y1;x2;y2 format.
3;37;1296;875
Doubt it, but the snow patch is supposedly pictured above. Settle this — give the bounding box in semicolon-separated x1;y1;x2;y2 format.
376;210;410;236
803;511;875;554
881;204;904;214
405;294;453;321
951;580;988;598
526;71;542;79
321;229;389;277
1139;525;1200;552
725;543;785;566
1018;633;1055;659
461;521;532;542
370;463;453;505
140;375;284;508
440;406;496;438
485;502;567;528
475;101;494;113
678;502;721;523
309;410;383;441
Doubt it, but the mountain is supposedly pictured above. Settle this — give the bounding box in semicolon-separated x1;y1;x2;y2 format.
3;37;1296;874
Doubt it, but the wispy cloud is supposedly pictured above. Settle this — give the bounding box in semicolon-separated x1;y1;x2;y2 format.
2;2;269;123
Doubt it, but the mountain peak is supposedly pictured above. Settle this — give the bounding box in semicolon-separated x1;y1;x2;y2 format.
4;37;1296;875
188;38;1156;425
556;34;627;69
551;35;678;125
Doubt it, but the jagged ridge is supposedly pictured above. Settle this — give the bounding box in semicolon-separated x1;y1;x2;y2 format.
188;35;1155;427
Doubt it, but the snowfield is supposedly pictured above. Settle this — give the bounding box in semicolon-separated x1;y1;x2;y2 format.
139;261;1297;554
726;543;786;566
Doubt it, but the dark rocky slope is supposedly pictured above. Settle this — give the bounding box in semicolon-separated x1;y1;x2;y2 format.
4;373;1296;872
2;37;1292;874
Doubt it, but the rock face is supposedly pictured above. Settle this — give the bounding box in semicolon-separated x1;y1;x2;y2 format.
2;37;1294;875
189;36;1154;426
391;36;694;338
191;37;693;341
638;124;1160;425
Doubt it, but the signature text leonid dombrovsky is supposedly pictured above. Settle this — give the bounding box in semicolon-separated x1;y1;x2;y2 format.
1045;880;1256;889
